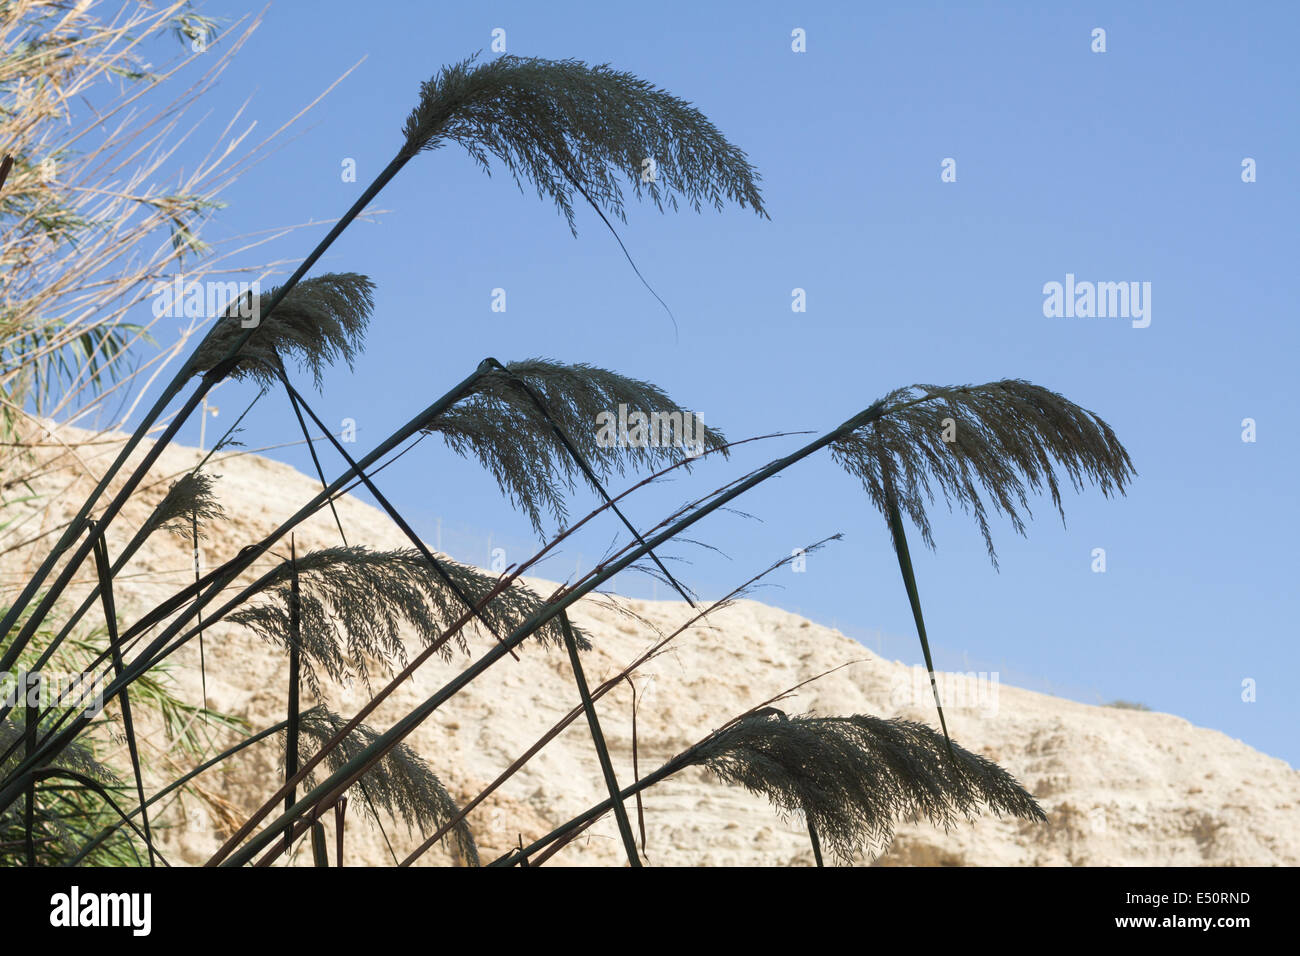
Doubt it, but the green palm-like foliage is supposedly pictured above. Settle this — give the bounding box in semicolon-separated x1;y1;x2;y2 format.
0;715;117;788
832;380;1136;565
289;707;478;866
228;547;588;693
429;358;727;532
690;711;1046;862
189;273;374;388
402;55;767;233
0;713;132;866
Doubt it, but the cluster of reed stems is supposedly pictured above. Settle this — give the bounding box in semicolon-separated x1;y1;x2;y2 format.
1;0;355;570
0;46;1134;867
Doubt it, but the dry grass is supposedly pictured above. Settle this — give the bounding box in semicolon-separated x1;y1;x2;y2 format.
0;0;350;551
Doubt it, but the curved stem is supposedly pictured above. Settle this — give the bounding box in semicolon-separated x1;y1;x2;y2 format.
0;361;490;816
65;717;291;866
0;150;411;662
214;402;887;867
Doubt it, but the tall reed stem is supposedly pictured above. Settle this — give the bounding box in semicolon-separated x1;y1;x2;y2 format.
806;817;824;867
560;611;641;867
275;369;517;659
90;525;154;865
284;537;301;855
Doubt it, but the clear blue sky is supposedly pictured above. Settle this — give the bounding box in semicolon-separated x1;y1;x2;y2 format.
121;1;1297;766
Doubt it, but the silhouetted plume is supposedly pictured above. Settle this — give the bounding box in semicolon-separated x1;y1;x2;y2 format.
402;55;767;233
143;472;224;539
427;358;727;533
689;711;1046;862
832;380;1136;566
228;546;587;693
190;273;373;388
288;707;478;866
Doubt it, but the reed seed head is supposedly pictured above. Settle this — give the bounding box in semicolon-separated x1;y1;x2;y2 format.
832;380;1136;567
402;55;767;233
690;710;1046;862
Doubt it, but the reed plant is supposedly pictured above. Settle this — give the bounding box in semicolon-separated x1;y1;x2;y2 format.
0;48;1135;867
0;0;348;571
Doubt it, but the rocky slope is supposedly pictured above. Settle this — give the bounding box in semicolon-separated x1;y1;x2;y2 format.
4;428;1296;866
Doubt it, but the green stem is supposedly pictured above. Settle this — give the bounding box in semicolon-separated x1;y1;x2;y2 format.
284;538;301;855
309;820;330;867
806;815;824;867
23;692;35;865
561;611;640;867
89;526;155;866
884;494;953;755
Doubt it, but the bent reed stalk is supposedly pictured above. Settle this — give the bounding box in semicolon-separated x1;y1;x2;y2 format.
3;51;1132;868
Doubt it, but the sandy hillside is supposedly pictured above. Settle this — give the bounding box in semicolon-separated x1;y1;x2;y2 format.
4;426;1297;866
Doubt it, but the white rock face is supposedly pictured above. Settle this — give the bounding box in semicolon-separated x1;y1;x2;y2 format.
9;429;1297;866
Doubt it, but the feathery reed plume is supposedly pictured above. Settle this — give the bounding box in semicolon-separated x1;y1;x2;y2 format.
0;48;762;660
26;471;227;674
489;708;1045;867
401;55;767;233
399;536;843;866
831;380;1134;749
189;273;374;388
429;359;727;532
212;381;1128;867
142;472;225;540
227;547;586;693
832;380;1135;565
289;707;477;866
682;711;1044;863
211;444;792;868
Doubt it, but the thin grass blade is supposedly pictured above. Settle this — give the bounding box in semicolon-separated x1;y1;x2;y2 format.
884;496;953;756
